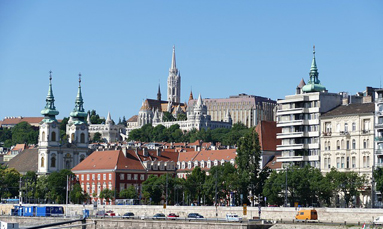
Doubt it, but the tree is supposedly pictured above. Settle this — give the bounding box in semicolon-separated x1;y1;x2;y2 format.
88;110;106;124
142;175;162;204
184;167;206;205
236;128;264;205
119;185;137;199
162;112;175;122
99;188;115;204
70;183;87;204
177;113;187;121
6;122;39;147
0;166;21;200
46;169;73;204
92;132;102;142
59;117;69;142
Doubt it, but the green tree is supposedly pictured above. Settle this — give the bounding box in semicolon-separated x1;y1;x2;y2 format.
59;117;69;142
236;128;264;205
88;110;106;124
162;112;175;122
177;113;187;121
142;175;162;204
7;122;39;147
92;132;102;142
0;166;21;199
119;185;137;199
46;169;73;204
69;183;87;204
99;188;115;204
0;127;12;145
184;167;206;205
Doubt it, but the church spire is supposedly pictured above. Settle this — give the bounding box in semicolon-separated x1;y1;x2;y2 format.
157;84;161;101
302;46;326;93
41;71;59;122
171;45;176;71
189;89;194;101
70;73;87;122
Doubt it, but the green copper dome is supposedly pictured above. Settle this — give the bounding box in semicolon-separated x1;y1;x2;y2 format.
41;72;59;123
302;46;326;93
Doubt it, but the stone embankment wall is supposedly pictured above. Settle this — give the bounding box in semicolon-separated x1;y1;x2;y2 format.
1;204;382;224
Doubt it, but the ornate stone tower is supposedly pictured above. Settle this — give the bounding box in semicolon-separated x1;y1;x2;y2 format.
66;74;89;148
167;46;181;103
38;71;60;174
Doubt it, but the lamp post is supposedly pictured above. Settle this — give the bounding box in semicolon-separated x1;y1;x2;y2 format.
284;167;288;207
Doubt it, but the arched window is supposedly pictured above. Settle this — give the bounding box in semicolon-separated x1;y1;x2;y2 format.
80;155;85;162
42;131;46;141
363;140;367;149
80;133;85;143
352;139;356;149
51;131;56;141
341;140;344;149
71;133;75;142
41;156;45;168
51;156;56;167
337;140;340;150
352;122;356;131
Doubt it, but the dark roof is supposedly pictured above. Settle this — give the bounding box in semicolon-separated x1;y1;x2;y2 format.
255;121;281;151
321;103;374;117
6;148;38;174
127;115;138;122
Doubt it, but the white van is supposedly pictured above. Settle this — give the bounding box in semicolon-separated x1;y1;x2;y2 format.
226;213;242;222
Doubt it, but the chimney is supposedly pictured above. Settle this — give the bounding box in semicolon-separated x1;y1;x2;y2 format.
122;146;127;157
157;148;161;157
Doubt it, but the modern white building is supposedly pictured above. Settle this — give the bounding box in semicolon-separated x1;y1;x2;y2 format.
276;47;342;168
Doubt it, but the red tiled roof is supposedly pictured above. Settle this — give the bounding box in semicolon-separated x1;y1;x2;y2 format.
72;150;145;172
1;117;43;126
255;121;281;151
194;149;236;162
178;150;200;162
135;148;179;163
188;140;201;146
12;144;27;151
127;115;138;122
265;156;282;170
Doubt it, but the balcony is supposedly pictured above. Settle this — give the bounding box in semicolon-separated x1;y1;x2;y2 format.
376;137;383;142
376;98;383;103
322;132;332;137
277;155;305;163
277;144;304;151
276;132;304;139
376;123;383;128
277;107;305;115
361;130;370;134
376;111;383;116
277;119;304;127
376;149;383;155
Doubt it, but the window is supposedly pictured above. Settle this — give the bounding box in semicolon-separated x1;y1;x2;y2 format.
81;174;84;180
127;174;131;180
352;122;356;131
140;174;145;180
109;174;112;180
341;140;344;150
367;156;370;167
42;131;46;141
102;174;106;180
336;157;340;168
363;140;367;149
51;131;56;141
347;157;349;168
352;157;356;168
97;174;101;180
346;140;350;150
41;156;45;167
364;119;370;131
80;133;85;143
328;158;331;168
341;157;345;168
120;174;125;180
51;156;56;167
134;174;138;180
337;140;340;150
87;174;90;181
352;139;356;149
344;123;348;132
336;123;340;132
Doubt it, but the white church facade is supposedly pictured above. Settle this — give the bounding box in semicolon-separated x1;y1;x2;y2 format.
38;72;90;175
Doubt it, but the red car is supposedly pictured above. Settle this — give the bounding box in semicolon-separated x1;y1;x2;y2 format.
167;213;179;220
106;210;116;217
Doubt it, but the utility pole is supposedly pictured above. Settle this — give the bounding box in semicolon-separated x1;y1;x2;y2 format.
165;172;168;205
215;171;218;217
19;177;22;205
372;165;375;208
66;175;69;206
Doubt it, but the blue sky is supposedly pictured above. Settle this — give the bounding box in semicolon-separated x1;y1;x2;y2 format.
0;1;382;121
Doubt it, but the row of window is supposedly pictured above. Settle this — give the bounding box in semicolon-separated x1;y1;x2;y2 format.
179;160;234;169
324;119;370;133
120;173;145;181
323;139;370;151
323;156;370;169
82;173;112;181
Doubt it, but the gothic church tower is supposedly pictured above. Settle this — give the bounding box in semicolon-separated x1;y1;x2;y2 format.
167;46;181;103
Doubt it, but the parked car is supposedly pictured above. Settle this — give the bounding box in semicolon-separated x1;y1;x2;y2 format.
95;210;107;217
374;216;383;225
187;213;204;220
226;213;242;223
167;213;179;220
122;212;135;219
152;213;166;220
105;210;116;217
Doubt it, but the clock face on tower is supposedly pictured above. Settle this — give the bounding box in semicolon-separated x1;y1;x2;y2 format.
52;123;57;128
